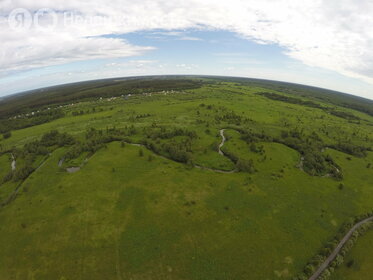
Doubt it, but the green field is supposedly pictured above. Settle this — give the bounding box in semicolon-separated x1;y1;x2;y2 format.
0;77;372;279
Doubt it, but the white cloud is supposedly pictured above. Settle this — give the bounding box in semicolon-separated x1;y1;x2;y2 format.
147;31;202;41
176;63;199;70
0;0;372;87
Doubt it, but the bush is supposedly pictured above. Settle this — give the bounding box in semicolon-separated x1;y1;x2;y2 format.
236;159;255;173
2;131;11;139
13;165;34;181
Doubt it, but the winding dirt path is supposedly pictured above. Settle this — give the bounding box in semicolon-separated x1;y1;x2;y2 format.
218;129;226;156
194;128;236;173
309;216;373;280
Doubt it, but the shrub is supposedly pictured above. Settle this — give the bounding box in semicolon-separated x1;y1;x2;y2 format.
236;159;255;173
2;131;11;139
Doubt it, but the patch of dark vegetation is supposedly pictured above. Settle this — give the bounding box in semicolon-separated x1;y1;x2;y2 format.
141;127;197;164
0;77;203;119
0;109;64;134
276;129;343;178
257;92;361;121
213;76;373;116
1;130;75;185
61;125;198;165
199;104;255;126
2;131;11;139
330;142;371;158
346;259;354;268
236;159;256;173
236;127;344;178
144;127;197;140
257;91;324;109
329;109;360;121
63;127;125;162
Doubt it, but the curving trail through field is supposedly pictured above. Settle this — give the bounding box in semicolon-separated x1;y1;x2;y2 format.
194;128;237;173
218;129;226;156
309;216;373;280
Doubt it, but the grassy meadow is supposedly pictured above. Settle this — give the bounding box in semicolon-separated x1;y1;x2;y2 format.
0;77;372;279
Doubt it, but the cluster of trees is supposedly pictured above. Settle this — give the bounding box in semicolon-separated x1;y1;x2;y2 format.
62;125;198;167
257;91;324;109
144;127;197;140
0;78;202;119
72;110;85;116
0;151;37;184
237;127;345;178
240;129;273;143
277;129;342;178
162;140;192;163
329;109;360;121
236;159;255;173
331;142;370;158
221;125;368;178
258;92;361;121
2;131;11;139
142;137;194;164
64;127;124;162
215;111;246;125
249;143;264;154
0;109;64;134
214;137;256;173
40;130;75;147
1;130;75;184
134;126;199;163
71;107;102;116
294;212;373;280
129;113;151;122
199;104;254;126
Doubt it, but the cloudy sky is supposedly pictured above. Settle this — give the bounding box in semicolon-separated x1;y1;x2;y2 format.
0;0;372;99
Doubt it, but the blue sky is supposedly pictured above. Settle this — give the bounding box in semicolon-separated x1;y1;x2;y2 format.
1;1;372;99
